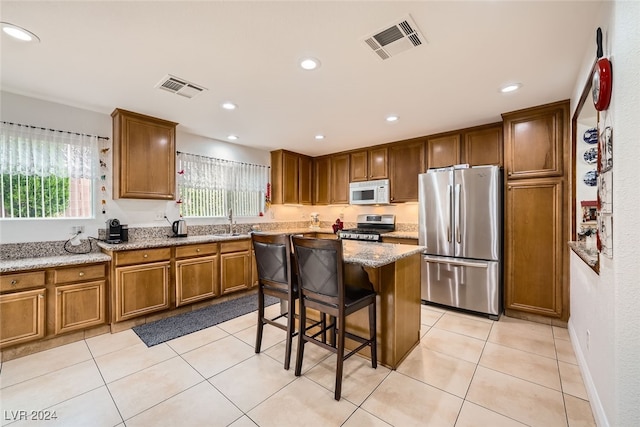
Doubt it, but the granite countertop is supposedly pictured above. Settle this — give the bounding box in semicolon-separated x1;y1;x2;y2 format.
0;253;112;273
343;240;425;268
568;241;599;268
383;231;419;239
1;228;422;273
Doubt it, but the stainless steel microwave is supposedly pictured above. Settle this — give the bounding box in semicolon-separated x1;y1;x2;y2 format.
349;179;390;205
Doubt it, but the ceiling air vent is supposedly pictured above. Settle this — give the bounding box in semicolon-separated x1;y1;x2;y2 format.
155;74;207;99
363;15;426;60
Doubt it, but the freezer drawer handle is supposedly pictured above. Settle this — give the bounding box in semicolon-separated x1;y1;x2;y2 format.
423;256;489;268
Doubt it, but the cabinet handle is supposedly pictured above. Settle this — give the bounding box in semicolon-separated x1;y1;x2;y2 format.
39;294;44;299
196;248;201;252
508;171;512;176
11;280;18;286
57;291;61;295
143;254;148;258
79;271;85;277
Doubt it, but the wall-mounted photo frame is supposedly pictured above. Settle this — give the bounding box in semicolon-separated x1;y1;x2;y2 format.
599;125;613;172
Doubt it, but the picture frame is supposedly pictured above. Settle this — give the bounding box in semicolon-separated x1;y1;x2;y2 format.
599;125;613;172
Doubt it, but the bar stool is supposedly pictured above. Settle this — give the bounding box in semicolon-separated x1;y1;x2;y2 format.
252;233;298;370
291;235;377;401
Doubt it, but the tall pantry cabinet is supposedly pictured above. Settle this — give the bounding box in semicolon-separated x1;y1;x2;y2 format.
502;100;570;322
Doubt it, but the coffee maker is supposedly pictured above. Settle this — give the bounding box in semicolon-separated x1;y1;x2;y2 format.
106;218;128;243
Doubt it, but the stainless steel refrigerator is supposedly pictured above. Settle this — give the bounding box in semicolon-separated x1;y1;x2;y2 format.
418;165;502;319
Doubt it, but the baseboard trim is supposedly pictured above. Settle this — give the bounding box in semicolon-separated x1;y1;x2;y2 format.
568;317;610;427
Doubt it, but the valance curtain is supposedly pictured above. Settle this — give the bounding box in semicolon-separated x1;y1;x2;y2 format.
177;152;269;217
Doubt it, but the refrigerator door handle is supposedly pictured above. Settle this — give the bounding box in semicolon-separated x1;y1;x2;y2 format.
423;256;489;269
455;184;461;243
447;184;452;242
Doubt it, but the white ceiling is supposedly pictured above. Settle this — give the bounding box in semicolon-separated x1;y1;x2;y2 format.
0;1;602;157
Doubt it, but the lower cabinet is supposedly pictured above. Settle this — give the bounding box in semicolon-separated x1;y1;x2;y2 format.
175;243;219;307
112;248;171;322
0;288;46;349
505;178;565;318
220;240;251;295
53;264;106;335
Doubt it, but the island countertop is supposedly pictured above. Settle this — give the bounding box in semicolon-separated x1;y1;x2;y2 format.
342;240;424;268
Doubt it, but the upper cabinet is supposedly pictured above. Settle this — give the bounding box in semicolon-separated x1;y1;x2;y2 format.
350;147;388;182
502;101;569;179
462;123;503;167
111;108;177;200
389;138;425;203
330;154;350;204
270;150;312;205
426;133;461;169
313;156;331;205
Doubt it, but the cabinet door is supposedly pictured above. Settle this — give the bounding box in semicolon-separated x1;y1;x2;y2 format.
114;261;170;322
313;156;331;205
175;255;218;306
389;139;425;203
0;288;46;348
350;150;368;182
299;155;313;205
463;125;503;167
503;101;568;179
368;147;388;180
330;154;350;204
55;281;106;334
427;134;460;169
505;179;564;317
112;109;177;200
220;251;250;295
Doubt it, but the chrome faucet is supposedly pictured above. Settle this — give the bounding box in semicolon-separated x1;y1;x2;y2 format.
228;208;234;234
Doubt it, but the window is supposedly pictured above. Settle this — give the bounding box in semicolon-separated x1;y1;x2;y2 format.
0;122;98;219
177;152;269;217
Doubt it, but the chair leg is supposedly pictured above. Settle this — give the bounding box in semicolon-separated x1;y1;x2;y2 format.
294;301;306;377
255;287;265;354
369;301;377;369
334;313;346;401
284;296;295;370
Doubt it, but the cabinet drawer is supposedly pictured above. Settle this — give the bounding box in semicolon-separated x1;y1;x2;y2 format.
114;248;171;266
175;243;218;258
53;264;106;284
0;271;46;292
220;240;251;253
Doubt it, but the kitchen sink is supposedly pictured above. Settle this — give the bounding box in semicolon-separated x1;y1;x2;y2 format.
213;233;245;237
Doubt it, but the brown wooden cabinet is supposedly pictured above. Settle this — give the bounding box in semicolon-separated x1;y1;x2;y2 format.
505;178;564;318
270;150;312;205
0;271;46;349
111;108;177;200
313;156;331;205
350;147;388;182
175;243;219;307
426;133;460;169
502;101;568;179
389;138;425;203
220;240;251;295
462;123;503;167
330;154;350;204
53;264;106;335
112;248;171;322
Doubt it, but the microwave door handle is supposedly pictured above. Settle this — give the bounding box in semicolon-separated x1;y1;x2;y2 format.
455;184;461;243
447;184;452;242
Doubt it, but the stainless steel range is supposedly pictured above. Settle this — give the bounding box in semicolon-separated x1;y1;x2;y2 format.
338;214;395;242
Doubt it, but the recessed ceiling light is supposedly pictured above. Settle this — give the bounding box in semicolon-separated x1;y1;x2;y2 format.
227;135;238;141
221;102;237;110
386;115;399;122
300;58;320;70
315;135;325;140
1;22;39;42
500;83;522;93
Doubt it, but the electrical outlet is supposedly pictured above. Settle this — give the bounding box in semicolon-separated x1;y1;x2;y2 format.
71;226;85;235
155;211;165;221
586;329;591;350
339;212;344;220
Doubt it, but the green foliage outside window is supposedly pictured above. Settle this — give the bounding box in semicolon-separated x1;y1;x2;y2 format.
1;174;70;218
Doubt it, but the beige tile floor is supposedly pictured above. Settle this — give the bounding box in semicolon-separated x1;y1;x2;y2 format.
0;304;596;427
